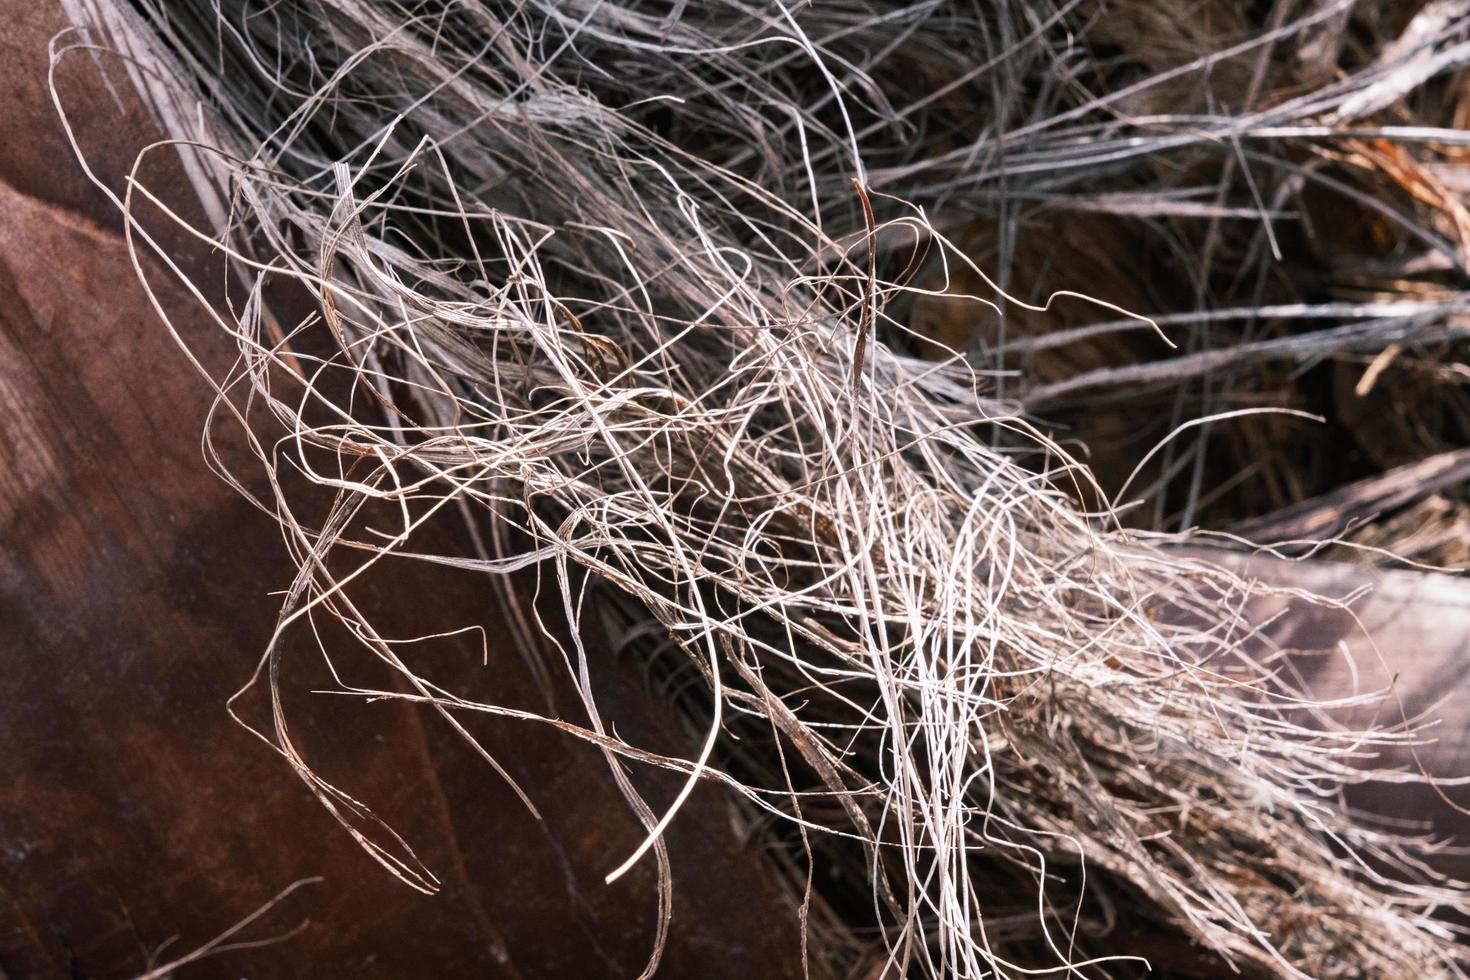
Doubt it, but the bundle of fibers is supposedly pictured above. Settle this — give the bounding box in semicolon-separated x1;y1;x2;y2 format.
55;0;1469;976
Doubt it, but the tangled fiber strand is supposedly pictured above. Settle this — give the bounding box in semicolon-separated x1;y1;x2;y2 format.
56;0;1470;976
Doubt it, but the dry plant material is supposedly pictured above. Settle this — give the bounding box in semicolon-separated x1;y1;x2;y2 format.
54;0;1470;977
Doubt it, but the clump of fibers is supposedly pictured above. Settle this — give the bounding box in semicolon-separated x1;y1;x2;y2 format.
55;0;1470;976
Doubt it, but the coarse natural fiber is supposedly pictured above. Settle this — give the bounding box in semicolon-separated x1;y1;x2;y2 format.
53;1;1470;976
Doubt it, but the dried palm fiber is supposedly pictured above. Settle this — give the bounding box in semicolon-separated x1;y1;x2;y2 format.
52;0;1470;977
904;0;1470;538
